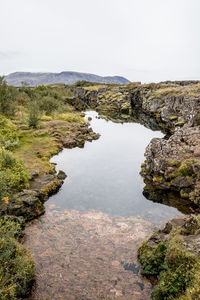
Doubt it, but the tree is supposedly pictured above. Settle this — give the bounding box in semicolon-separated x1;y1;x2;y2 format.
0;76;15;116
27;100;40;128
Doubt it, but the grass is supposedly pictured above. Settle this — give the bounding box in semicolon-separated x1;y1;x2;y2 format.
55;112;85;124
13;120;70;175
149;83;200;99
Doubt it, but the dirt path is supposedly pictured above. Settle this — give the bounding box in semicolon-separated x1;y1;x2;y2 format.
24;206;156;300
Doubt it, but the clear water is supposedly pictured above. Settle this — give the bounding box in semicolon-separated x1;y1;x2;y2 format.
48;111;182;224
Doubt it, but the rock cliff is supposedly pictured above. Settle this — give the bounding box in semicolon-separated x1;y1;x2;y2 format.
127;82;200;207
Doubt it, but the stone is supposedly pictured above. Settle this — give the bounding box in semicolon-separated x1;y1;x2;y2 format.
57;170;67;180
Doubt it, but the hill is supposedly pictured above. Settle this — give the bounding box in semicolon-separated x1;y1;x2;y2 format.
5;71;130;86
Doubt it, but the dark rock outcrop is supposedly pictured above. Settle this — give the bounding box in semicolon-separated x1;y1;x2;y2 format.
128;83;200;206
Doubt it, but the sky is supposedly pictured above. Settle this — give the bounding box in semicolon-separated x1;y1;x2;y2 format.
1;0;200;82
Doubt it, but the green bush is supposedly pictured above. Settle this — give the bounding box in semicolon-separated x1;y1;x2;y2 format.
39;95;58;115
152;246;198;300
138;242;167;276
0;77;16;116
0;117;19;150
0;217;35;299
27;100;40;128
0;149;29;198
138;230;200;300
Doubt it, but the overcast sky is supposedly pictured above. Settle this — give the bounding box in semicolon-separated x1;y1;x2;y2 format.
1;0;200;82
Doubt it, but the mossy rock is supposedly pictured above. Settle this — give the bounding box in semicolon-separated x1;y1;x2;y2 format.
138;216;200;300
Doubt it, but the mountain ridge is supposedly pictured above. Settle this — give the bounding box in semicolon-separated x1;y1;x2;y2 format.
5;71;130;86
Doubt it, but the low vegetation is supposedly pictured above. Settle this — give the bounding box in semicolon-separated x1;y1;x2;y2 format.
0;217;35;299
0;149;29;199
138;216;200;300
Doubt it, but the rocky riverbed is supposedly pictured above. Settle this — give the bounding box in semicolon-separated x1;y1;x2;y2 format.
24;206;155;300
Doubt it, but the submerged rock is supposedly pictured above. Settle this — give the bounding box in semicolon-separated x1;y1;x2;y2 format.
25;208;154;300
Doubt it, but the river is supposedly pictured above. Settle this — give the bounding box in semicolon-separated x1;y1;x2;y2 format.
24;111;183;300
47;111;181;224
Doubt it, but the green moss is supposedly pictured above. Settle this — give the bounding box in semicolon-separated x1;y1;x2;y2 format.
175;120;185;127
152;246;199;300
180;190;189;199
178;159;198;176
194;112;200;125
169;116;178;121
138;241;167;276
168;159;181;168
167;172;182;180
0;217;35;299
153;176;163;184
40;178;62;200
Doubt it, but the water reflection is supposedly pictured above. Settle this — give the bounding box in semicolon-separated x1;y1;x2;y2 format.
48;111;183;224
143;181;199;215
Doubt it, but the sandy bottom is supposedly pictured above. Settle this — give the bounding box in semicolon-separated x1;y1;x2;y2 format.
24;206;156;300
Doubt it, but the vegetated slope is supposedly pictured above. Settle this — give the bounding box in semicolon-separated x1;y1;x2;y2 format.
5;71;130;86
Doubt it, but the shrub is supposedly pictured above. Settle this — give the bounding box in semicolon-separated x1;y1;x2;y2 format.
0;77;15;116
0;116;19;150
138;226;200;300
138;242;167;276
0;217;35;299
39;96;58;115
27;101;40;128
35;85;47;91
0;149;29;198
152;246;199;300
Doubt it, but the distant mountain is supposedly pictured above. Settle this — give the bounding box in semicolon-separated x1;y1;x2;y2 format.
5;71;130;86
